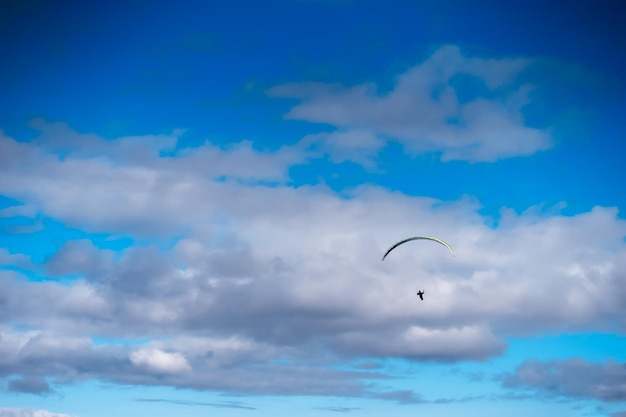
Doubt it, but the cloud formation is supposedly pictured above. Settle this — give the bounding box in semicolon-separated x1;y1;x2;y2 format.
502;358;626;402
269;45;551;163
0;116;624;401
129;348;192;375
7;376;51;395
0;124;301;236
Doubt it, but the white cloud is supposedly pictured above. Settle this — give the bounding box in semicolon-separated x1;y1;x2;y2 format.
130;348;192;374
0;409;74;417
269;45;551;162
0;125;302;236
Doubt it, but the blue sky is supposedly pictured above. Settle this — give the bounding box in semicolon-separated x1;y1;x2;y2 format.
1;1;625;416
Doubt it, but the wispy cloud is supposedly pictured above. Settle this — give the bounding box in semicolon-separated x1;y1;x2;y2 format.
372;389;424;404
136;398;256;410
432;395;484;404
313;406;361;412
502;358;626;402
269;45;551;163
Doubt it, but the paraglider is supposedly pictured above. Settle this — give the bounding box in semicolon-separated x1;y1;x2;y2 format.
381;236;455;300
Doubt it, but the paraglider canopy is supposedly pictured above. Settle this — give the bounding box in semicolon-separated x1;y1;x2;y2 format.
381;236;456;261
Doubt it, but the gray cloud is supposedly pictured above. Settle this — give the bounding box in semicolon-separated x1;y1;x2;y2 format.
0;327;390;399
268;45;551;163
502;358;626;402
432;395;483;404
331;324;506;361
372;389;424;404
45;240;114;278
0;249;31;270
7;376;51;395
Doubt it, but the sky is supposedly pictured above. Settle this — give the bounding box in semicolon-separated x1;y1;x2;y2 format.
1;0;626;416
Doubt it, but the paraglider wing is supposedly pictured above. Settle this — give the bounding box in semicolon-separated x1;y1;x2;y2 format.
381;236;456;261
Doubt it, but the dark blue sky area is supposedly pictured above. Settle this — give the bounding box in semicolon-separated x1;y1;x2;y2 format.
2;0;624;134
1;0;624;217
